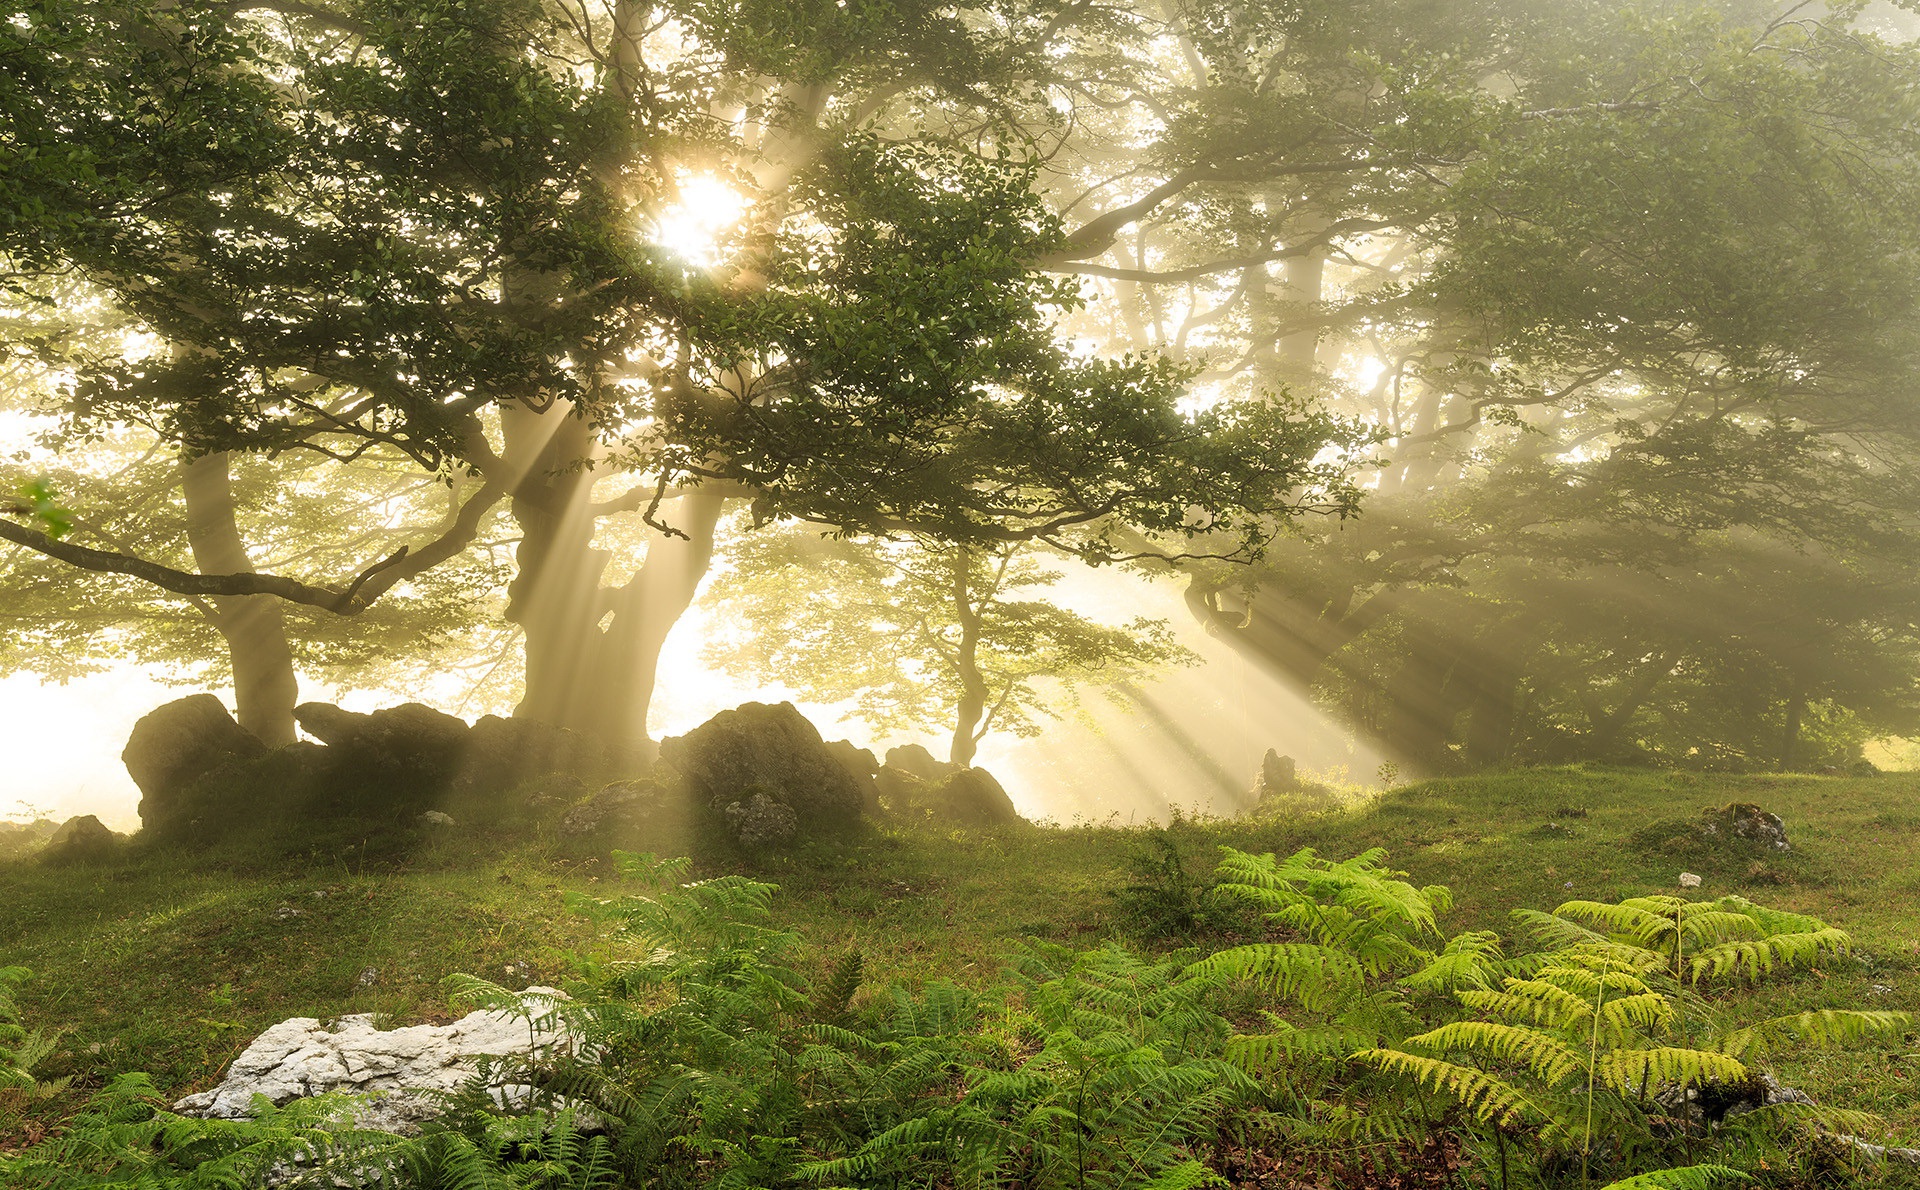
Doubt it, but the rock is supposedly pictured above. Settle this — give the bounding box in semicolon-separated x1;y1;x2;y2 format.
934;767;1020;825
1678;871;1702;889
1699;802;1790;852
1252;749;1299;800
1657;1071;1815;1126
453;715;626;799
658;702;867;844
294;701;471;778
420;811;456;827
38;815;123;866
123;695;268;829
723;791;799;848
874;762;1021;826
883;743;950;782
173;988;570;1133
824;740;882;814
557;778;686;839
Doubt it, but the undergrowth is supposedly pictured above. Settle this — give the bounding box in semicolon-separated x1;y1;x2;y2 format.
1;846;1912;1189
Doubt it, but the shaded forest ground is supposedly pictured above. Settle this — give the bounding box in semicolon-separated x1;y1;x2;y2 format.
4;765;1918;1151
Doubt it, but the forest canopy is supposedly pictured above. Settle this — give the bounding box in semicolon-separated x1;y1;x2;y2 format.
5;0;1920;774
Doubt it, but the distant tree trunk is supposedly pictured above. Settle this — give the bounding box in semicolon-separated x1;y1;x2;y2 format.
1462;659;1522;767
1277;251;1323;369
1580;651;1671;759
1780;688;1806;772
949;561;987;767
180;452;298;747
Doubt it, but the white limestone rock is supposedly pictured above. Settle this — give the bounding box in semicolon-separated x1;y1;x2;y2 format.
173;988;569;1133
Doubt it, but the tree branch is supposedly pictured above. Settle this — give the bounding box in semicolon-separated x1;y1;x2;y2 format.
0;478;508;614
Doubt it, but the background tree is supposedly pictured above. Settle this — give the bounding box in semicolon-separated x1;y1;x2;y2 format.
703;527;1196;766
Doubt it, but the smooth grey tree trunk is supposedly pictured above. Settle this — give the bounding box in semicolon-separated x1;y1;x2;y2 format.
180;452;299;747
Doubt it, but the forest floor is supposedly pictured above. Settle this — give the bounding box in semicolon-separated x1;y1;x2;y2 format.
3;764;1919;1153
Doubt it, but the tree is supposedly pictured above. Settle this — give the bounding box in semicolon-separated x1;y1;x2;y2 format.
703;526;1195;765
1;0;1361;749
1021;0;1920;768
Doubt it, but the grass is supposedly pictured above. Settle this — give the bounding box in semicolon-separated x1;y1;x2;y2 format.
4;763;1920;1157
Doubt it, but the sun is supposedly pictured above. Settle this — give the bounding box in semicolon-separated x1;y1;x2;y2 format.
648;172;751;269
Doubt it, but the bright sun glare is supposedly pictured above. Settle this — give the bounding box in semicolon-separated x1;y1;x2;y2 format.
649;173;750;268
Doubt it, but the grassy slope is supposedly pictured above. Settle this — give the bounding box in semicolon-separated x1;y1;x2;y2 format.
3;765;1919;1149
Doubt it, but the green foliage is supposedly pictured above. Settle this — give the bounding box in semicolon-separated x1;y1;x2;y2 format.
5;478;71;540
0;966;66;1102
1360;891;1911;1180
4;831;1912;1189
1597;1167;1750;1190
705;530;1196;759
1110;831;1215;941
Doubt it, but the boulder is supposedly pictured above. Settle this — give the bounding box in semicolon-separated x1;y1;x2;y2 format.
173;989;570;1133
123;695;267;829
874;762;1021;826
723;791;799;848
933;767;1021;825
38;814;123;866
1700;803;1790;852
1251;749;1299;800
453;715;623;799
658;702;867;844
557;777;687;840
294;701;471;779
824;740;881;814
883;743;951;782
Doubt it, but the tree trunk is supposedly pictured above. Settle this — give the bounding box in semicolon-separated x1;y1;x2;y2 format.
1780;689;1805;772
498;402;729;749
590;489;727;747
180;452;299;747
949;560;987;767
501;403;609;733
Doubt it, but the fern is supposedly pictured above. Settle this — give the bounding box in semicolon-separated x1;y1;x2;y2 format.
1597;1164;1751;1189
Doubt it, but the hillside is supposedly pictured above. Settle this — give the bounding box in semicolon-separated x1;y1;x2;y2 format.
4;766;1919;1181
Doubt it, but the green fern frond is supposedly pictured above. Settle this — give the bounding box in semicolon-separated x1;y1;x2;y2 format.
1354;1048;1537;1125
1403;1021;1583;1084
1595;1046;1746;1095
1596;1164;1751;1189
1717;1009;1909;1058
1688;928;1850;982
1401;931;1504;992
1185;942;1363;1011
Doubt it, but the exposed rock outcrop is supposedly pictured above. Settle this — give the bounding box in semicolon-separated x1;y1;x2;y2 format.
128;694;644;842
1251;750;1298;800
123;695;267;832
873;746;1021;826
658;702;867;846
173;989;570;1133
294;701;471;783
1699;802;1790;852
38;814;124;866
557;777;687;839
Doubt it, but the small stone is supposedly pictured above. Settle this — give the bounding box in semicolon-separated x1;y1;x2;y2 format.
1678;872;1702;889
272;903;306;920
356;967;380;988
420;810;456;827
1871;983;1894;996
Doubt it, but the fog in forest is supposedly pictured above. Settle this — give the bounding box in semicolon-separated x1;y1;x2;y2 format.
13;0;1920;1184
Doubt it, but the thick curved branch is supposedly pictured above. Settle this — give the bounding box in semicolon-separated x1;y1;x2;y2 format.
0;478;507;614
